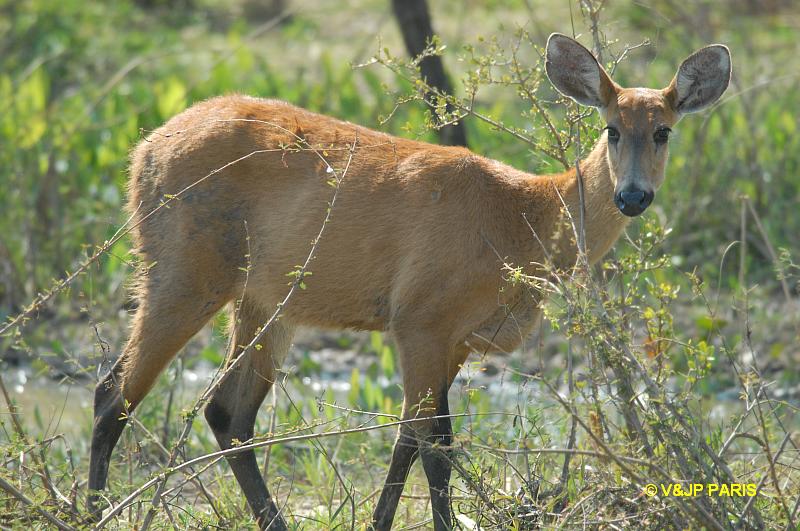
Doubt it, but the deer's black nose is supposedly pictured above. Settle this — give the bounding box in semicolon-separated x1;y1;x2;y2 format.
615;188;654;217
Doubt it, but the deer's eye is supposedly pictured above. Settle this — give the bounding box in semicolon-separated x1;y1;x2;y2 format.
654;128;671;144
605;126;620;143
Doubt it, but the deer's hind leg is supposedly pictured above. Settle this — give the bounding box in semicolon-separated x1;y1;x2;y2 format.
88;249;238;516
205;298;294;530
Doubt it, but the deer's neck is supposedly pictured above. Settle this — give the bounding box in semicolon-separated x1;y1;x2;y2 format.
550;136;629;265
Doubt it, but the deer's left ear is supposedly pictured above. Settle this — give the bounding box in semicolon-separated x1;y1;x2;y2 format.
545;33;617;109
665;44;731;114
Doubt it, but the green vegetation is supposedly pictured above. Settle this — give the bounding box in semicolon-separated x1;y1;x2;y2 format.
1;0;799;529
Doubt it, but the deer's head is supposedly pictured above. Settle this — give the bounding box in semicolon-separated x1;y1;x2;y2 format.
545;34;731;217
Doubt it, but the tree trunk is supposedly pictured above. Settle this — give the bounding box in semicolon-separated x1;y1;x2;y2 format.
391;0;468;147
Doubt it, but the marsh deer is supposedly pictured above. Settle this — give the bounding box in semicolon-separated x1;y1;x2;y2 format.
88;34;730;529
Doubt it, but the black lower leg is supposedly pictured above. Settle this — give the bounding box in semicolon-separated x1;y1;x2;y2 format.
371;431;419;530
205;398;287;530
233;450;286;530
88;369;129;518
420;389;453;531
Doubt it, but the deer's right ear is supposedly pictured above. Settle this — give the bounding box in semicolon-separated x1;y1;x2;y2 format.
665;44;731;115
545;33;616;109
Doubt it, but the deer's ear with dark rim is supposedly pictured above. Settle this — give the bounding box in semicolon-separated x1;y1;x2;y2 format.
545;33;617;109
665;44;731;115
